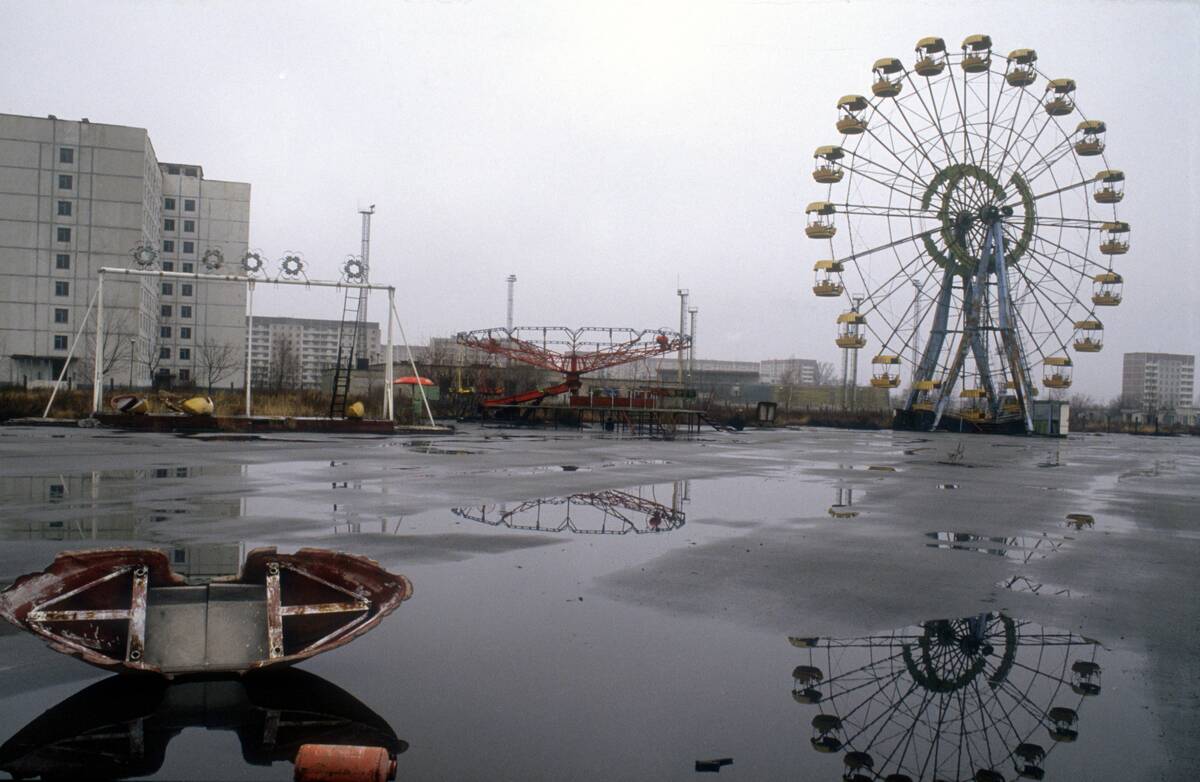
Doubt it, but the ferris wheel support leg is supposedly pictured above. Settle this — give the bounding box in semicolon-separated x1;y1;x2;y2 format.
905;268;955;411
990;222;1035;432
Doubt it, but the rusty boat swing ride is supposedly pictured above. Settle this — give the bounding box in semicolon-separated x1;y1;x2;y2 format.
806;35;1127;434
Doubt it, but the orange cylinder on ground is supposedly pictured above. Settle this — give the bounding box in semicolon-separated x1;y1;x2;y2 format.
294;744;396;782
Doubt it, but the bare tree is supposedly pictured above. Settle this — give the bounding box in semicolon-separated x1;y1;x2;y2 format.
813;361;837;386
196;339;240;391
778;368;799;412
75;311;133;383
268;336;301;390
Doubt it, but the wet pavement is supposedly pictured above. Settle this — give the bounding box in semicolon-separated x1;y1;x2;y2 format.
0;424;1196;780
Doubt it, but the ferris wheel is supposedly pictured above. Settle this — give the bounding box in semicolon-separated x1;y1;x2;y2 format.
788;613;1103;781
806;35;1126;433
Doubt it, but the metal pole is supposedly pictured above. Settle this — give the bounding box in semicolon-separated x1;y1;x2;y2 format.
676;288;688;387
687;306;697;384
128;338;135;387
43;286;99;418
92;273;104;413
386;287;395;419
506;274;517;331
245;280;254;416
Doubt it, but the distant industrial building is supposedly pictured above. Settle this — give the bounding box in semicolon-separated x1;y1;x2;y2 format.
0;112;250;388
1121;352;1195;425
759;358;819;385
249;315;381;389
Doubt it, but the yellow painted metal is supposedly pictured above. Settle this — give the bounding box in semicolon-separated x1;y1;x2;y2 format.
835;335;867;349
1044;355;1073;389
959;388;988;398
870;355;900;388
960;34;992;73
805;201;837;238
1044;78;1076;116
871;57;904;97
872;57;904;73
813;260;843;271
814;145;845;160
870;376;900;388
813;281;843;297
812;260;844;297
916;36;946;53
1074;120;1106;156
836;311;865;324
1044;356;1073;367
914;36;946;76
1073;320;1104;352
180;396;214;416
346;400;365;419
1094;169;1125;203
1092;269;1123;306
1007;48;1037;64
836;95;869;112
1099;221;1130;255
914;380;942;391
813;146;846;182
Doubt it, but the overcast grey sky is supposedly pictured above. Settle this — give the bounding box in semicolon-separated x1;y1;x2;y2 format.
2;0;1197;399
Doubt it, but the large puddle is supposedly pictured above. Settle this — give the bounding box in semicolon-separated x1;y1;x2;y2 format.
0;432;1182;780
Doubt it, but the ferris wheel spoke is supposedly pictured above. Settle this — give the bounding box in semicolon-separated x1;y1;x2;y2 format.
1020;141;1082;187
990;84;1051;183
840;203;942;218
1012;262;1079;335
1025;231;1109;274
902;73;955;162
841;158;928;204
869;95;945;175
1005;176;1094;207
861;126;933;187
834;226;941;265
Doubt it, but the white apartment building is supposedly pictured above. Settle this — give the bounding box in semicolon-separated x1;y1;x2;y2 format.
1121;352;1195;425
760;358;820;385
249;316;382;389
0;112;249;389
155;163;250;388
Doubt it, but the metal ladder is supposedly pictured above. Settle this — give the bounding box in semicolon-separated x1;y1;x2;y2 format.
328;287;366;418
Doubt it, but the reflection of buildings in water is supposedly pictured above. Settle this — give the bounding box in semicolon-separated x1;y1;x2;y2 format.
0;668;406;780
828;486;857;518
0;465;244;542
788;613;1102;781
452;482;688;534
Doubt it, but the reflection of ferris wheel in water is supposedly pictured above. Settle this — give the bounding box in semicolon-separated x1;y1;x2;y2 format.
806;35;1127;433
789;613;1103;781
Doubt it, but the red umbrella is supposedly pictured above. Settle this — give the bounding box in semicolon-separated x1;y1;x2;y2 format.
394;376;434;386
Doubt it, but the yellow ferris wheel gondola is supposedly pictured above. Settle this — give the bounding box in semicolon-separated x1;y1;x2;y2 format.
1074;120;1106;156
960;34;992;72
1073;320;1104;352
1043;356;1073;389
812;260;844;297
812;145;845;183
1099;221;1130;255
1044;78;1077;115
914;36;947;76
1093;169;1125;203
805;201;837;239
871;57;904;98
1005;48;1038;86
1092;272;1123;306
835;95;869;134
870;355;901;388
835;311;867;349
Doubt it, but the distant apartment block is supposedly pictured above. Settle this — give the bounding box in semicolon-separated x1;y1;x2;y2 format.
1122;352;1195;425
0;112;249;388
759;358;819;385
249;316;382;389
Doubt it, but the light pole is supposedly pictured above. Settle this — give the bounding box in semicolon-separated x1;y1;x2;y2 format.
129;338;136;388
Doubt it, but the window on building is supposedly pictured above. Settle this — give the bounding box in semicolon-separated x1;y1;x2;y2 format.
54;281;69;296
180;327;191;339
59;147;74;164
183;220;195;232
164;197;176;210
166;164;180;175
54;308;68;324
180;305;192;318
184;199;195;211
57;201;72;216
161;282;173;295
181;262;194;273
179;368;190;382
161;304;172;317
56;227;70;242
160;347;171;359
182;241;194;254
161;260;174;271
162;239;175;252
164;218;175;231
179;348;191;360
160;326;171;338
181;283;193;297
53;335;68;350
55;253;70;269
58;174;72;189
184;167;197;177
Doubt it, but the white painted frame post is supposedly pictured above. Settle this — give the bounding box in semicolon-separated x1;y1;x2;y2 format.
385;287;395;419
245;280;254;416
92;274;105;413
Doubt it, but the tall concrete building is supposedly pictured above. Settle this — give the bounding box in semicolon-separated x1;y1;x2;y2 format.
1121;352;1195;425
249;316;382;389
760;358;819;385
0;113;249;389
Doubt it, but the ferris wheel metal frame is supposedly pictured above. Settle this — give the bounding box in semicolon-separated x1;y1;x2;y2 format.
806;35;1126;433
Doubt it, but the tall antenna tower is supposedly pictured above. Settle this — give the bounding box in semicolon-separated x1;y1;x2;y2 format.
506;274;517;331
357;205;375;357
688;306;698;384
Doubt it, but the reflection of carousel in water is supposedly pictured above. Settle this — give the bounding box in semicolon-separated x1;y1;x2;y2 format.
453;482;687;535
789;613;1101;781
0;669;405;780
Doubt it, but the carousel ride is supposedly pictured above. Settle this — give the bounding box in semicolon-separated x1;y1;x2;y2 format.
806;35;1127;433
789;613;1103;780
